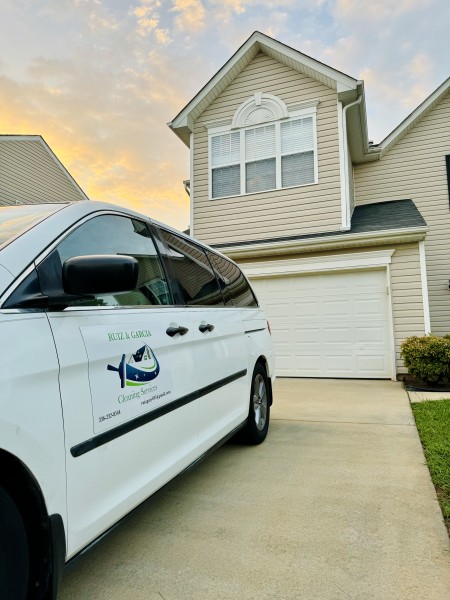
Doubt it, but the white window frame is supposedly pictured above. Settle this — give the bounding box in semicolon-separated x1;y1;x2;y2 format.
208;105;318;200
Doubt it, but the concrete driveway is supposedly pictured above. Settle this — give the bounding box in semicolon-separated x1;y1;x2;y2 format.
59;379;450;600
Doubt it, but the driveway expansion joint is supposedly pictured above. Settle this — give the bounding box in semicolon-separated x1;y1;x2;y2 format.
272;417;414;426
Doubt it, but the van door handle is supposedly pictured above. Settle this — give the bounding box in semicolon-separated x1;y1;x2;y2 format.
166;325;189;337
199;323;214;333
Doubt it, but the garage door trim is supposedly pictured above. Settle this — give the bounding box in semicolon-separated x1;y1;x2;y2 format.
242;249;395;280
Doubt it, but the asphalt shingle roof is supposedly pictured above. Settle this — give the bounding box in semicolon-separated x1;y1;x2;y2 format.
213;199;427;250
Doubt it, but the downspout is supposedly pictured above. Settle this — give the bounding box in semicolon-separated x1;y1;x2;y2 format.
189;132;194;237
341;94;362;230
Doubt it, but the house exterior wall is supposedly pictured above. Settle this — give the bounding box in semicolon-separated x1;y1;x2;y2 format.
354;91;450;336
238;242;425;375
0;139;85;205
192;52;343;246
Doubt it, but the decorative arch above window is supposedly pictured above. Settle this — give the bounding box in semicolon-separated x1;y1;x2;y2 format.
208;93;319;200
231;93;289;128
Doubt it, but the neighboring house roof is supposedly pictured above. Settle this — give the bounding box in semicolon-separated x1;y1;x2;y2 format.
0;135;89;205
213;200;427;257
375;76;450;156
168;31;370;158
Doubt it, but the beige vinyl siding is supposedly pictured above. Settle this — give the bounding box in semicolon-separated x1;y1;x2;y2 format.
354;91;450;336
192;52;342;246
238;242;424;375
389;244;425;373
0;139;85;205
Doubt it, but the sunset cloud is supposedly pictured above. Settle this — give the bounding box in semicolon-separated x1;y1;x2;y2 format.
0;0;447;228
172;0;206;32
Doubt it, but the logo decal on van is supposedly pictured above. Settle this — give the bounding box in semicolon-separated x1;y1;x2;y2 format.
107;345;160;388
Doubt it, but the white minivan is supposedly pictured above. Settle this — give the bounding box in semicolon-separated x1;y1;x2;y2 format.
0;201;274;600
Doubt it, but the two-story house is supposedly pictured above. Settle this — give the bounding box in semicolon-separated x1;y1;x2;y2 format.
0;134;88;205
169;31;450;380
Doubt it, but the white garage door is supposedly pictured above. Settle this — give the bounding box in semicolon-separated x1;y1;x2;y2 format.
251;269;393;378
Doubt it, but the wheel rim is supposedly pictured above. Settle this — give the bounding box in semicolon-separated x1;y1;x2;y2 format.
253;373;268;431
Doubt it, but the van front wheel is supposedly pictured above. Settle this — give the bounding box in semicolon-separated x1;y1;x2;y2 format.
241;363;270;445
0;486;29;600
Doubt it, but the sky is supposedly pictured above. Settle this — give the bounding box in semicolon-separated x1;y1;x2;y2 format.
0;0;448;230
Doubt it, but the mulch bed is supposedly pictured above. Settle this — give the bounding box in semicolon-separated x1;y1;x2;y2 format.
402;377;450;393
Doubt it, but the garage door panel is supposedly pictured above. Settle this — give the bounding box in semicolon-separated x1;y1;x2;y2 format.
357;355;390;374
356;326;386;344
293;301;321;316
322;300;352;316
323;327;354;344
251;269;392;379
355;298;386;316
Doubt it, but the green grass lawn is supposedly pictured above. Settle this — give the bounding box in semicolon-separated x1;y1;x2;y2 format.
411;399;450;534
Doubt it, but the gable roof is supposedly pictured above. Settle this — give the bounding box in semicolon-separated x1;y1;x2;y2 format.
376;76;450;156
168;31;364;148
0;135;89;205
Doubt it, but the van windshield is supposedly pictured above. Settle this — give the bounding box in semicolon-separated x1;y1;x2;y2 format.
0;204;65;249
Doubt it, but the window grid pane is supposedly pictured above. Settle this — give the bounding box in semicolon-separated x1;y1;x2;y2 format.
245;125;276;162
246;158;276;194
281;151;315;188
212;164;240;198
211;132;240;168
281;117;314;155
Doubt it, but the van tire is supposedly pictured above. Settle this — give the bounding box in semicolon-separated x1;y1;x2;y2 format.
241;363;270;445
0;486;29;600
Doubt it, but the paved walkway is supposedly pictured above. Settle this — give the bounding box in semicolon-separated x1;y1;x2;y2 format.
408;388;450;403
59;379;450;600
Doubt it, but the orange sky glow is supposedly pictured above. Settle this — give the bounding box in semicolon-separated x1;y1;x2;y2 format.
0;0;448;231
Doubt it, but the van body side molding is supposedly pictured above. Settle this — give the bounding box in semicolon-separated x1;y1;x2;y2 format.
71;369;248;457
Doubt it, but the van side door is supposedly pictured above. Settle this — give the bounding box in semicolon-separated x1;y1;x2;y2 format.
157;229;249;449
43;213;198;557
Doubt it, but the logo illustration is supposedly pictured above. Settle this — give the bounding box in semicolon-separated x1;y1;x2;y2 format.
107;345;160;388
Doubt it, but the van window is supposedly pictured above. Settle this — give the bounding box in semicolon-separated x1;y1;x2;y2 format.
159;230;224;307
207;252;258;308
57;215;170;307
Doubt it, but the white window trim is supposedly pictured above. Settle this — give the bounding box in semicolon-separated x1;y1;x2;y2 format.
208;102;318;201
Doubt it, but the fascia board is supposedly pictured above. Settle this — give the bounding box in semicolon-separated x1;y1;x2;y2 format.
169;34;260;131
379;76;450;153
259;35;357;91
169;31;358;134
218;226;428;259
0;134;42;142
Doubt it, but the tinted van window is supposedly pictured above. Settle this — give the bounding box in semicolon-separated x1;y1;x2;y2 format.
159;230;224;307
207;252;257;308
57;215;170;307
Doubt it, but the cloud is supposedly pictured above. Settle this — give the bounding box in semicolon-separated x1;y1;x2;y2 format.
333;0;433;19
171;0;206;32
0;0;448;227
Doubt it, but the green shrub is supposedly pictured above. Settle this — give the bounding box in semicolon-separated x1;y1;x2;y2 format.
401;335;450;384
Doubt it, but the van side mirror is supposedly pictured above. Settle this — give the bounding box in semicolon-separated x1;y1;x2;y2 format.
62;255;139;295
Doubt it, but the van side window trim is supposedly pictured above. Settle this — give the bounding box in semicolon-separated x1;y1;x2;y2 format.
70;369;248;457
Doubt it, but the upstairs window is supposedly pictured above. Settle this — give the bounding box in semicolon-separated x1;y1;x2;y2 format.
209;94;317;199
